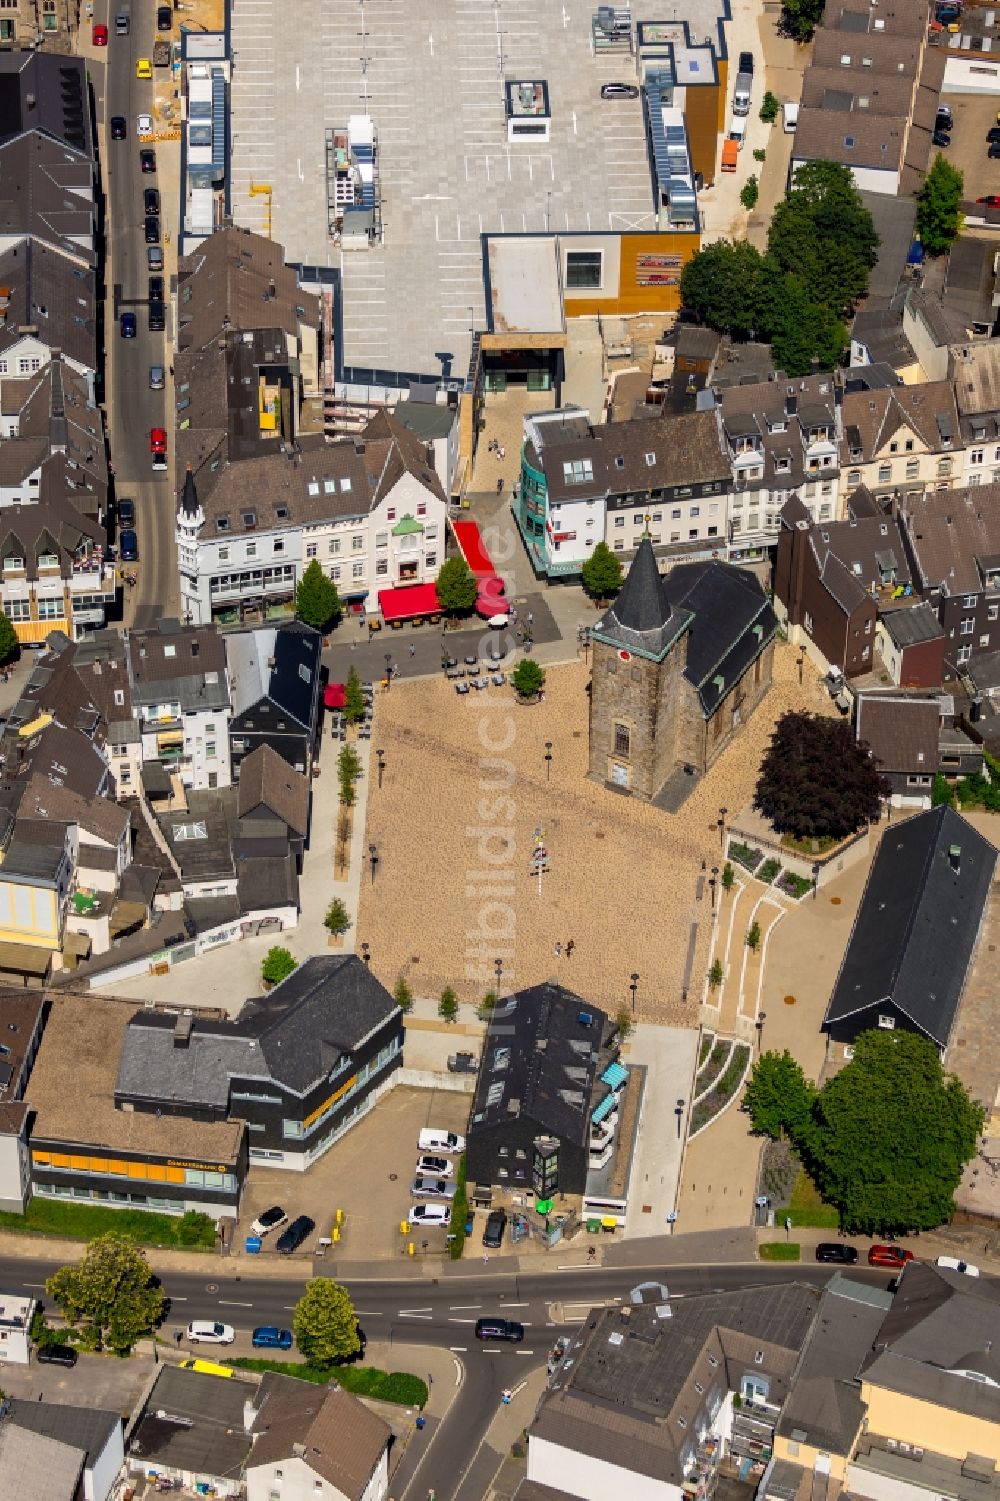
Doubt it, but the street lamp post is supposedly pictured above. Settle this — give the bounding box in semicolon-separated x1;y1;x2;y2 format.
718;806;728;850
368;843;379;887
675;1098;685;1140
797;645;806;685
812;861;820;900
376;748;385;789
710;865;719;911
384;653;392;691
495;956;503;989
544;741;553;782
756;1011;767;1052
629;971;639;1014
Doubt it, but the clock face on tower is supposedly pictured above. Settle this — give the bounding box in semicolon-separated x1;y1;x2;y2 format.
618;650;632;662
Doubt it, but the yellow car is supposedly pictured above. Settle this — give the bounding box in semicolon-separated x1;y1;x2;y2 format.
135;57;153;79
179;1359;234;1378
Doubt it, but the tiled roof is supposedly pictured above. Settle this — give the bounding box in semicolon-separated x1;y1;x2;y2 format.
902;485;1000;595
856;693;940;775
238;743;309;838
249;1374;391;1499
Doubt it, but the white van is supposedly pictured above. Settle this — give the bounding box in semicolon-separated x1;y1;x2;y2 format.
418;1127;466;1154
783;101;799;134
728;118;747;150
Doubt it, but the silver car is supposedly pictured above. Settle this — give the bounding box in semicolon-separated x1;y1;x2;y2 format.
149;364;165;391
411;1176;457;1201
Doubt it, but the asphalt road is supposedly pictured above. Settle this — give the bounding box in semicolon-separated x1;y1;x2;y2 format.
99;0;177;628
0;1251;895;1501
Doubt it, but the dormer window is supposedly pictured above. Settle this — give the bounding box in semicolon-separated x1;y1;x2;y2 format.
644;453;656;467
216;517;229;532
562;459;594;485
615;456;625;469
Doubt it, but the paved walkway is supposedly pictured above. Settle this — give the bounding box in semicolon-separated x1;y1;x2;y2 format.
623;1026;699;1238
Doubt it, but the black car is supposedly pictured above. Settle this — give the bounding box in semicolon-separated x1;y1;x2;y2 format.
144;216;160;245
144;187;160;215
482;1208;507;1249
110;115;126;140
990;142;1000;160
475;1317;524;1342
37;1342;77;1366
932;129;951;147
987;127;1000;143
739;50;754;74
275;1214;315;1254
157;4;172;28
140;148;156;174
117;497;136;529
148;300;165;332
815;1242;859;1264
148;276;164;301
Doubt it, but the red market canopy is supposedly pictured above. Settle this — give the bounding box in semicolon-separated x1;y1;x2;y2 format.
378;582;440;622
451;519;496;578
324;683;346;710
476;577;510;615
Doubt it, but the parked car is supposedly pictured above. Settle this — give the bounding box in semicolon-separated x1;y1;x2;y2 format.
483;1208;507;1248
119;528;138;562
936;1255;979;1276
987;127;1000;144
137;113;153;136
475;1317;524;1343
149;363;166;390
150;427;167;455
868;1244;913;1269
275;1214;315;1254
411;1177;457;1200
600;82;639;99
147;244;164;270
140;147;157;173
144;215;160;245
37;1342;77;1366
93;22;108;44
116;497;136;528
408;1202;451;1227
815;1242;858;1264
187;1320;235;1345
120;311;136;339
252;1327;293;1349
418;1128;465;1154
990;142;1000;160
251;1205;288;1237
148;301;165;332
157;3;172;27
148;275;164;301
110;115;127;140
932;129;951;148
935;105;953;129
738;50;754;74
144;187;161;216
977;194;1000;206
416;1155;454;1178
136;57;152;79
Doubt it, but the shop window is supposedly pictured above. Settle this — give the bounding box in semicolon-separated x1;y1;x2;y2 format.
565;250;603;289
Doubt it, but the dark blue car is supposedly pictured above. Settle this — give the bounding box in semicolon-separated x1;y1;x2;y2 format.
252;1327;293;1350
119;528;138;562
120;311;136;338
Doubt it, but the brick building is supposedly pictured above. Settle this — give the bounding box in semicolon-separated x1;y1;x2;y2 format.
588;536;776;800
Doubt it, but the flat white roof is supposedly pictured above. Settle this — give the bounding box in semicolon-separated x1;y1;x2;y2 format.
488;237;564;335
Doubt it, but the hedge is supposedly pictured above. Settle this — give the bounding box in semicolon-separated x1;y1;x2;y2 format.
228;1358;428;1407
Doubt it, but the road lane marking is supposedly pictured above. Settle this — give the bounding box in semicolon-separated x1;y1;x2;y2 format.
516;1350;535;1355
449;1317;478;1323
354;1311;383;1316
449;1345;467;1351
449;1303;482;1310
502;1301;528;1307
399;1312;432;1320
398;1307;433;1314
218;1300;253;1307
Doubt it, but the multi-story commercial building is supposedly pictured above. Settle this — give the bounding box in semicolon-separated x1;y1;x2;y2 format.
127;619;232;791
899;483;1000;672
1;1;78;51
0;496;114;644
841;381;964;503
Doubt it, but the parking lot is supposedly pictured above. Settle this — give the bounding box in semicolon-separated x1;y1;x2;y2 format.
0;1348;154;1415
230;0;655;375
940;90;1000;205
238;1085;471;1261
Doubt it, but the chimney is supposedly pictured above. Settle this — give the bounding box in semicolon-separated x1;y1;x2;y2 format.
173;1014;194;1049
949;844;962;875
25;94;35;110
785;393;797;417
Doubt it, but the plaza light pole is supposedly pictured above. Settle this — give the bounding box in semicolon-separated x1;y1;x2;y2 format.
756;1011;767;1052
495;956;503;989
384;653;392;691
369;843;379;887
544;741;553;782
710;866;719;911
361;942;371;967
675;1098;686;1140
376;748;385;789
718;806;728;850
629;972;639;1015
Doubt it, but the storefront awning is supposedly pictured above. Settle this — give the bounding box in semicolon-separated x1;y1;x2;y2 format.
0;942;51;977
378;583;440;622
592;1092;618;1125
324;683;346;710
601;1061;628;1090
451;519;496;578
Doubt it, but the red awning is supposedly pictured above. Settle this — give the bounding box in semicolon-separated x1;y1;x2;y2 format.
378;582;440;622
324;683;346;709
476;576;509;613
451;520;496;578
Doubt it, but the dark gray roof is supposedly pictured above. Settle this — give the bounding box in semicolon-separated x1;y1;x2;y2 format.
667;561;778;716
592;538;693;662
470;984;609;1145
127;1366;252;1480
823;806;996;1047
6;1400;120;1470
2;837;65;882
392;400;457;441
856;694;940;776
880;601;945;648
237;853;298;914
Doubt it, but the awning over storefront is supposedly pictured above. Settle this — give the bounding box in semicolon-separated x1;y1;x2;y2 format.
451;519;496;578
378;583;440;622
324;683;346;710
0;942;51;977
476;576;509;614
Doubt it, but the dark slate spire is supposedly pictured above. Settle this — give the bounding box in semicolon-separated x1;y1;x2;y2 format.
179;465;199;518
611;536;671;634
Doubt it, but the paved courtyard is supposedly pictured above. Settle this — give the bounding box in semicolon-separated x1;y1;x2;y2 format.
229;0;655;375
356;640;832;1019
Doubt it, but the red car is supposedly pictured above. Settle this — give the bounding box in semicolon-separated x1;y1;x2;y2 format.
150;427;167;454
976;195;1000;207
868;1244;913;1269
93;22;108;44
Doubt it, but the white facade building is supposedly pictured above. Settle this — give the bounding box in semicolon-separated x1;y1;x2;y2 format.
0;1293;34;1365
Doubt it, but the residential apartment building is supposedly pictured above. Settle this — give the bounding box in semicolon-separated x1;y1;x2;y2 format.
226;621;322;779
951;342;1000;487
175;412;448;627
516;407;732;580
0;1;79;51
0;496;114;645
841;381;964;502
0;241;99;392
0;358;107;518
0;990;44;1214
127;619;232;791
899;484;1000;671
0;54;95;266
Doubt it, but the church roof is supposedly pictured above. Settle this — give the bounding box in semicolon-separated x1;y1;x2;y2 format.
591;538;693;661
179;466;199;519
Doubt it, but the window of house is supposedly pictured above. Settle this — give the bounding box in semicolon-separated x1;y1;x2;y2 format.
426;553;437;567
274;539;285;554
961;618;974;635
387;508;396;521
565;250;603;289
7;600;29;621
989;605;998;622
905;460;919;479
329;538;341;554
330;566;341;581
971;449;984;465
306;543;317;558
614;723;630;758
352;535;364;551
376;558;388;575
614;516;625;528
848;469;861;486
969;474;982;488
352;563;364;579
246;542;257;558
877;463;891;483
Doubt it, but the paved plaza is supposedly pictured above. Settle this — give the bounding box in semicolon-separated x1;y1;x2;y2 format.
229;0;655;375
356;640;832;1020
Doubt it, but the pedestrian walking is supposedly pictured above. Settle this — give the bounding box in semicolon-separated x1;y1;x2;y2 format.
527;611;533;626
566;939;575;958
554;941;562;958
409;643;415;657
496;476;504;494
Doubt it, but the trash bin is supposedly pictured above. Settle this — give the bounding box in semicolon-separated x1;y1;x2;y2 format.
245;1235;262;1254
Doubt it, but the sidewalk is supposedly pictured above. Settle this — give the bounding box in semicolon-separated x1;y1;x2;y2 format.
454;1364;548;1501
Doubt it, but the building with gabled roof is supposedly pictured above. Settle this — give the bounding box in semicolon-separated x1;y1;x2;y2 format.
226;620;322;779
822;804;995;1057
246;1371;391;1501
588;537;776;804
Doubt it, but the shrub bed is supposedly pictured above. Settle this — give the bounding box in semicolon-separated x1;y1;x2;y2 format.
698;1032;715;1067
729;841;763;873
776;870;813;900
0;1201;215;1249
695;1039;731;1095
691;1042;751;1133
448;1153;468;1259
759;857;782;884
229;1358;428;1407
759;1242;800;1261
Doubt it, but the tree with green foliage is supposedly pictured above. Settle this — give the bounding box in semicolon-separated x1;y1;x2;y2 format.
811;1031;985;1233
721;862;735;891
759;91;780;123
438;986;459;1022
45;1234;164;1355
781;0;826;42
745;1049;817;1143
708;958;724;989
916;154;964;256
755;712;887;840
768;161;878;317
393;975;414;1014
295;559;341;633
932;773;954;808
746;920;761;952
769;273;847;377
434;555;478;616
262;946;297;986
0;612;18;666
740;176;759;212
292;1278;361;1367
615;1006;633;1042
338;742;361;807
477;988;498;1020
512;658;545;700
324;898;350;937
680;239;774;339
176;1211;215;1246
581;541;623;602
343;664;365;725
